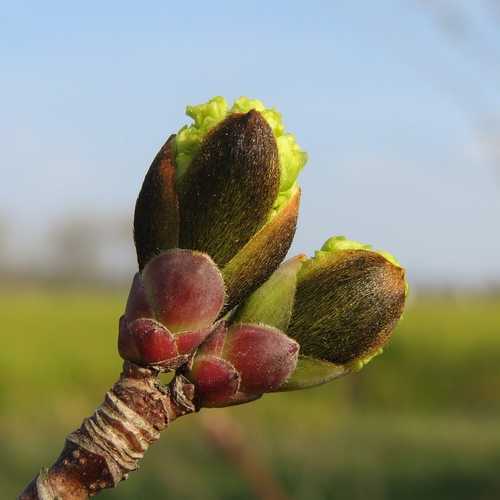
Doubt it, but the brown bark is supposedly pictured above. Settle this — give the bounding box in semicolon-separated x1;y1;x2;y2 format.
18;362;196;499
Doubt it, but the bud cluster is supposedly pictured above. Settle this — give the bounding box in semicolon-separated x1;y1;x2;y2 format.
123;96;408;407
234;236;407;390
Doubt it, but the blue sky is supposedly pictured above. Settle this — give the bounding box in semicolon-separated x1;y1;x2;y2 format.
1;1;499;286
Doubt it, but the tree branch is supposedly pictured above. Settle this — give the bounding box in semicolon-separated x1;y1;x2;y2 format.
19;362;196;499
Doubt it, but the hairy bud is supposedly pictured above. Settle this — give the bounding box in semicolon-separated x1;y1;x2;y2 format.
142;249;225;333
179;111;280;265
224;324;299;394
290;242;406;364
133;96;306;306
232;236;408;391
118;249;225;368
186;321;299;408
118;317;177;365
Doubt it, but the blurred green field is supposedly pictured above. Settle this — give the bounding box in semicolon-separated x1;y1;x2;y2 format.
1;290;499;499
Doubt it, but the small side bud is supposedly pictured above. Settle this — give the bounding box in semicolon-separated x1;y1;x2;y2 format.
185;321;298;407
142;249;225;333
189;355;241;407
224;324;299;394
195;320;227;357
118;318;178;366
119;249;225;368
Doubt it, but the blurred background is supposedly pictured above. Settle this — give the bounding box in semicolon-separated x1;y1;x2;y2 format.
1;1;500;498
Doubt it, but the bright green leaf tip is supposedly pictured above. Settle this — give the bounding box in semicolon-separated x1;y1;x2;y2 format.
175;96;229;181
347;347;384;373
174;96;308;213
302;235;409;297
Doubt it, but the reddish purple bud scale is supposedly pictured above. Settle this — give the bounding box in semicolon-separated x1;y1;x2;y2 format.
186;322;299;407
175;326;214;355
118;315;141;363
118;248;226;368
130;318;177;363
196;320;227;357
118;318;177;365
224;324;299;394
190;355;240;407
142;249;225;333
125;273;154;322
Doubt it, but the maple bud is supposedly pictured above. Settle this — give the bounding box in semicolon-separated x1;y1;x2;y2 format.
178;110;280;265
186;321;299;408
290;237;407;363
141;249;225;333
118;249;225;368
233;236;408;391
